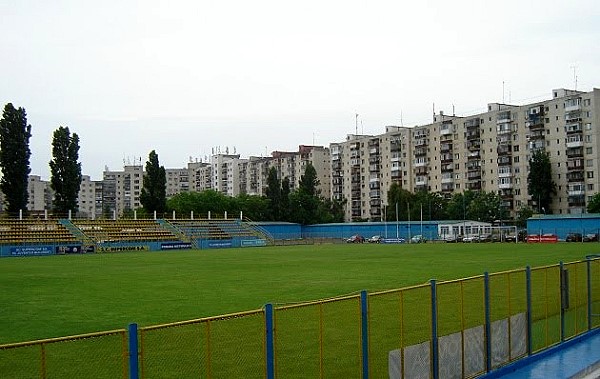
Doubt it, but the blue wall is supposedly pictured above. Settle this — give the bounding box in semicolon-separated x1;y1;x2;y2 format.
527;214;600;240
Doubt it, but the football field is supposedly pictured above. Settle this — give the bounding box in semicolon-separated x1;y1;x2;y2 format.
0;242;596;344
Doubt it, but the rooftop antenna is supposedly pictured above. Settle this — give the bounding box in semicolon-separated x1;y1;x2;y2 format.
355;113;359;134
570;65;578;90
452;104;455;116
432;103;435;122
502;81;505;103
400;110;404;127
361;119;364;134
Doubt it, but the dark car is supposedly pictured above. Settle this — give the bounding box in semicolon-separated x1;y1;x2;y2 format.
566;233;583;242
583;233;599;242
346;235;365;243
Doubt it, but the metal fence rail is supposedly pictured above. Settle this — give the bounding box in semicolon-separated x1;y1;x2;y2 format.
1;257;598;378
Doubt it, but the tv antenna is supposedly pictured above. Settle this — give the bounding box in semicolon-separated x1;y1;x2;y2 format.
570;65;578;90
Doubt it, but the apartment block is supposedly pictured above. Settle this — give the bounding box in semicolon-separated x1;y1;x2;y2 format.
331;88;600;221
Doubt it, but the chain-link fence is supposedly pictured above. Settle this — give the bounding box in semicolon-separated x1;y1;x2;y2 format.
139;310;265;378
2;258;599;378
0;329;127;378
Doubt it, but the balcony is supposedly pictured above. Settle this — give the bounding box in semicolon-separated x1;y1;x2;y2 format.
440;143;453;153
498;170;512;178
565;111;582;123
565;98;582;112
466;131;481;140
567;172;584;182
467;181;482;190
441;154;453;163
369;147;380;155
415;138;428;147
414;147;427;156
369;176;380;183
369;190;381;198
497;124;513;135
529;130;545;140
391;154;401;162
441;183;454;192
350;158;360;167
568;195;586;207
414;160;427;168
567;159;584;170
566;122;583;134
566;138;583;148
499;182;513;189
497;145;512;156
497;111;511;124
464;118;480;128
467;172;482;181
468;151;480;159
369;198;381;207
415;178;428;186
567;147;584;158
440;125;453;136
441;176;453;184
568;189;585;197
369;164;379;172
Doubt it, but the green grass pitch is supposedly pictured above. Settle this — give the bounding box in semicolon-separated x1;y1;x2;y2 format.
0;242;596;344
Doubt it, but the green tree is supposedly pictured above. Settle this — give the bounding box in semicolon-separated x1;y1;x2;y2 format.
140;150;167;215
528;150;556;213
289;163;321;224
386;183;414;221
446;191;477;220
49;126;82;215
412;191;448;221
265;167;282;220
516;206;534;228
468;191;507;223
0;103;32;215
587;193;600;213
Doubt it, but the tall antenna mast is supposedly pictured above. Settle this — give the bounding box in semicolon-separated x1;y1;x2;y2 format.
570;65;578;90
400;110;404;127
355;113;359;134
502;81;505;103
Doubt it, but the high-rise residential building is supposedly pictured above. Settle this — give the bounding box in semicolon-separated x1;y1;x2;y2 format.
331;88;600;221
102;165;144;216
27;175;52;212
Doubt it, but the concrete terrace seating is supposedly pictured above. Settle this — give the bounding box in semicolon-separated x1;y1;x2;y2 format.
72;219;179;243
169;219;259;240
0;219;78;245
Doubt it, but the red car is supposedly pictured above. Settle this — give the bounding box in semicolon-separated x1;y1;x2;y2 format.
346;235;365;243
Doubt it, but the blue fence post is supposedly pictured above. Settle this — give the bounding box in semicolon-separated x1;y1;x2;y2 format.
360;290;369;379
265;303;275;379
560;261;565;342
484;272;491;373
587;258;592;331
526;266;532;356
430;279;439;379
128;323;139;379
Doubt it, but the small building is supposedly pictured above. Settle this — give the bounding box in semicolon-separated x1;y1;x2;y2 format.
527;214;600;240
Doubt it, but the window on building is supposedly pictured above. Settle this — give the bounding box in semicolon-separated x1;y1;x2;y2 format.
588;184;594;191
586;147;593;154
588;171;594;179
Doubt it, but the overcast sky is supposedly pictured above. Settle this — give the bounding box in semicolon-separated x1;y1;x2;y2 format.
2;0;599;180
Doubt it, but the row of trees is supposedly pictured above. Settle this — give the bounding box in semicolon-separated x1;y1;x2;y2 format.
0;103;81;216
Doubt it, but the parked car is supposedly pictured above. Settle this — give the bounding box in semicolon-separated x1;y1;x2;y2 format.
382;237;406;244
367;235;383;243
566;233;583;242
462;235;479;243
443;235;460;243
410;235;426;243
478;234;492;242
583;233;599;242
346;235;365;243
